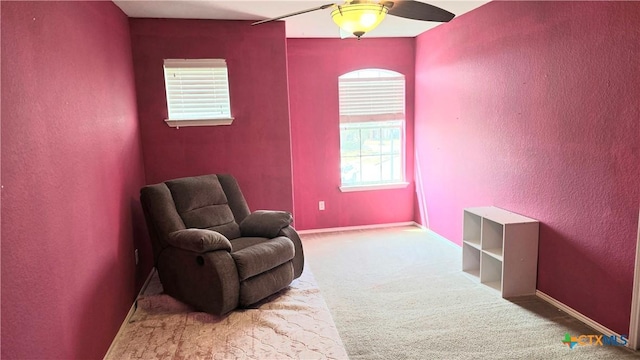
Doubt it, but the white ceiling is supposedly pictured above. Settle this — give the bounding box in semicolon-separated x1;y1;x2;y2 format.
113;0;489;38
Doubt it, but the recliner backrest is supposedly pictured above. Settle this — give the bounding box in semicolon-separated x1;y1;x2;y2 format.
165;175;242;240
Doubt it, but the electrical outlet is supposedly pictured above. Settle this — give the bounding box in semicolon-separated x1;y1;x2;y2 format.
135;249;139;265
319;201;325;211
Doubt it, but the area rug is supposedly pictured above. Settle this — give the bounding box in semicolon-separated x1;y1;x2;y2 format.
106;269;348;360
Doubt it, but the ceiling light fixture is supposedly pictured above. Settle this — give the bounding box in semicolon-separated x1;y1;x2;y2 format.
331;3;388;39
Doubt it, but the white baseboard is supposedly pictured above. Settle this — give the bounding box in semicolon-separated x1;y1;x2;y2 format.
536;290;623;340
298;222;463;251
628;209;640;350
297;221;416;235
103;268;156;359
422;227;462;250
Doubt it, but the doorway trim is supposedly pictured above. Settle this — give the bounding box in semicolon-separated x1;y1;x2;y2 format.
629;209;640;350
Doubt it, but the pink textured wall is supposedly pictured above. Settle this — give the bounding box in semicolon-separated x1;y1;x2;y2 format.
129;19;294;214
287;38;415;230
415;1;640;334
1;2;147;359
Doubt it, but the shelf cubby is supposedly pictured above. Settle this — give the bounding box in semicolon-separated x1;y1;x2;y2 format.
480;252;503;292
462;211;482;246
462;243;481;279
481;218;503;252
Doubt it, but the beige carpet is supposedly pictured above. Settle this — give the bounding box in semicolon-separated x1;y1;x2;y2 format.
106;269;348;359
302;226;640;360
107;226;640;359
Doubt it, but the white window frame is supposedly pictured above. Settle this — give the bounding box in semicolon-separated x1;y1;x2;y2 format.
163;59;234;128
338;69;408;192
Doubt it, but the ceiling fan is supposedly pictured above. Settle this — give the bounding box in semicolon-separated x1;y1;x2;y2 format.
252;0;455;39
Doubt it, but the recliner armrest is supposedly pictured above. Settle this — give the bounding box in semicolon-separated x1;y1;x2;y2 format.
167;229;232;253
239;210;293;238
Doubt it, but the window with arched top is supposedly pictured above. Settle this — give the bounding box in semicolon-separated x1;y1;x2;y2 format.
338;69;405;190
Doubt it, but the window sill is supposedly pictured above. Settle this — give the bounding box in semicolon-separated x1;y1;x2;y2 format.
165;117;234;128
339;182;409;192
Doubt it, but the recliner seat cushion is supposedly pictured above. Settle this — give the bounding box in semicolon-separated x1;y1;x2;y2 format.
231;237;295;281
230;236;268;252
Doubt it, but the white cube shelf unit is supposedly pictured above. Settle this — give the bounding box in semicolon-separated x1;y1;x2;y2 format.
462;206;539;298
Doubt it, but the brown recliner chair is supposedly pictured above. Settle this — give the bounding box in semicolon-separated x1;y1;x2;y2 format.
140;174;304;315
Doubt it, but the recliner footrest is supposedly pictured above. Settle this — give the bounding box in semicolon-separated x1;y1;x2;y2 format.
239;261;294;307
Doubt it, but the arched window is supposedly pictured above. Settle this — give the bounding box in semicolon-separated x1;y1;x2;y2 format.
338;69;405;188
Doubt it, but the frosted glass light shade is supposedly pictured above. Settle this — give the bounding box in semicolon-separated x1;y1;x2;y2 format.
331;3;388;39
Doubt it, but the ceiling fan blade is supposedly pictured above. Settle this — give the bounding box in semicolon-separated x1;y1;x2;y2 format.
386;0;455;23
252;3;335;26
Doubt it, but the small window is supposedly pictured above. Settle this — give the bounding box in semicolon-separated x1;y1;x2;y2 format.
163;59;233;127
338;69;407;191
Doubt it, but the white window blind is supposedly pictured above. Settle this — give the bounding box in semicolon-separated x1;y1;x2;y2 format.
163;59;232;123
338;71;405;123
